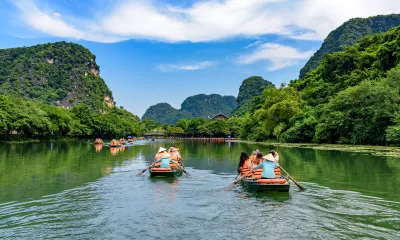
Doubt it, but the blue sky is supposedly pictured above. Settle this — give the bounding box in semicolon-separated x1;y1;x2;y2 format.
1;0;399;117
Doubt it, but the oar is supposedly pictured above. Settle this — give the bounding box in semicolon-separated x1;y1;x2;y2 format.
136;165;152;176
224;170;252;191
234;172;240;179
279;166;306;191
175;162;190;177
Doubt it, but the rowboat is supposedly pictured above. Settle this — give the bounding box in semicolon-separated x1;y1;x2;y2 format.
149;167;183;177
239;167;290;192
109;139;120;147
149;162;184;177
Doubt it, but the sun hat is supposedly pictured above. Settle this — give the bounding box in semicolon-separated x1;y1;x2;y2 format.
263;153;276;162
158;147;167;153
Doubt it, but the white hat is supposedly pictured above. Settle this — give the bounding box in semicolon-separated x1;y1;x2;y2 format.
158;147;167;153
262;153;276;162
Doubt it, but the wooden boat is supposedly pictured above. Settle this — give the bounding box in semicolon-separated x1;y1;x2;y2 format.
149;163;183;177
239;167;290;192
110;139;120;147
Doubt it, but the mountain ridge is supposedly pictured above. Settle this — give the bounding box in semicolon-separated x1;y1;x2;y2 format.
142;94;237;124
0;41;115;111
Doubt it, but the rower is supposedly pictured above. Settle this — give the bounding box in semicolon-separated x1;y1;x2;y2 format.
252;153;279;179
169;146;182;163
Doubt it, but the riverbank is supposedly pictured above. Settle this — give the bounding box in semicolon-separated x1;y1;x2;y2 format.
228;140;400;157
0;137;80;144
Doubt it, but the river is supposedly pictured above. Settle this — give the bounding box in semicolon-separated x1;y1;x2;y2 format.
0;140;399;239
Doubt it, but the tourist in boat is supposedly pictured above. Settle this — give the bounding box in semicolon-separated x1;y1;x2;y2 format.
248;152;263;169
110;139;119;146
252;154;279;179
237;152;249;173
270;150;279;162
169;146;182;163
154;147;178;168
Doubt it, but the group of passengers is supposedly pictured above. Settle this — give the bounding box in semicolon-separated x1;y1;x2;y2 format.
238;150;280;179
153;145;182;168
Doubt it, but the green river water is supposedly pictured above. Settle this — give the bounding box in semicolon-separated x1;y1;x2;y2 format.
0;140;399;239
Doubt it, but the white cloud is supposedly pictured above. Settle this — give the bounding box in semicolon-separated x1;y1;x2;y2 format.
53;12;61;17
237;43;314;71
245;41;263;48
11;0;400;43
156;61;217;72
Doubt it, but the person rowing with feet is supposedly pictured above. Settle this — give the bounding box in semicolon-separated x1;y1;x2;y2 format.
251;153;279;179
154;147;178;168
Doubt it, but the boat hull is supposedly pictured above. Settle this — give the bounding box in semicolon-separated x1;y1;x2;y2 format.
241;178;290;192
150;168;183;178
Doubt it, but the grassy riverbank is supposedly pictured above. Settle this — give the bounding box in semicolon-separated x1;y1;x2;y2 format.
229;140;400;157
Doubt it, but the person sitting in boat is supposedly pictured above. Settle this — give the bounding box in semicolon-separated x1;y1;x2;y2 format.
169;146;182;163
252;153;279;179
154;147;178;168
248;152;263;169
270;150;279;162
237;152;249;173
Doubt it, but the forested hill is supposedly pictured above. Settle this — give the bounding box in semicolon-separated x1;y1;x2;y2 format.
0;41;114;110
240;26;400;145
231;76;274;116
299;14;400;79
142;94;237;124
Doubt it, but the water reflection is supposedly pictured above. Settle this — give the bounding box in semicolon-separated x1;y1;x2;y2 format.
0;140;399;239
94;144;103;152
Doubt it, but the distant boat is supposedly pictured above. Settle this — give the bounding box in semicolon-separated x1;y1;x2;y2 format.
110;139;120;147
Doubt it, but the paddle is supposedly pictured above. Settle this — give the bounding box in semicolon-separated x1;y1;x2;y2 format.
224;170;252;191
175;162;190;176
234;172;240;179
279;166;306;191
136;165;152;176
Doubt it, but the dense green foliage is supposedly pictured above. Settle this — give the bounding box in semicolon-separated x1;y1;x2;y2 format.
142;94;237;124
232;76;274;116
240;26;400;145
299;14;400;79
141;103;180;125
0;95;142;139
142;117;242;138
236;76;273;106
0;41;113;110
